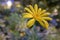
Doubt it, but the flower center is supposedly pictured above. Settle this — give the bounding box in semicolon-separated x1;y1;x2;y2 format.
33;13;40;20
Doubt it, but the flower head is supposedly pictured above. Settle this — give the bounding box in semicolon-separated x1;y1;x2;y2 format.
23;4;52;29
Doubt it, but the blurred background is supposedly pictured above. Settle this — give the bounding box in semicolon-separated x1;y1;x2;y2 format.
0;0;60;40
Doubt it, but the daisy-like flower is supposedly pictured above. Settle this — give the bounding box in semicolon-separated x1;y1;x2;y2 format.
23;4;52;29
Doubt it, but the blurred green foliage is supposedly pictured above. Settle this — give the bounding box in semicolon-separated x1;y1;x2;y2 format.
7;13;20;30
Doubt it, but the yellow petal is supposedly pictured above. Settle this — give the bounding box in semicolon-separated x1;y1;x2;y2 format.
37;17;49;29
36;18;45;28
25;7;32;14
29;5;35;14
23;13;33;18
27;19;35;28
38;8;41;14
40;10;46;15
42;19;49;29
42;10;46;13
34;4;38;13
41;12;50;17
42;17;52;20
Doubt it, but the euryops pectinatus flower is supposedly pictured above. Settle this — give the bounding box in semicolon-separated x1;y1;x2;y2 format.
23;4;52;29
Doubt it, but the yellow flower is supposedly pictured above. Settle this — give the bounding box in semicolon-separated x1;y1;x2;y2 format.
16;4;21;8
23;4;52;29
20;32;25;37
